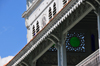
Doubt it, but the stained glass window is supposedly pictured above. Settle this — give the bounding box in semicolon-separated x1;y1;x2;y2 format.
48;32;85;52
66;32;85;52
70;37;80;47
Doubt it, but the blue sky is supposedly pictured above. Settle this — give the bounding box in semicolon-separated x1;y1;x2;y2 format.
0;0;27;58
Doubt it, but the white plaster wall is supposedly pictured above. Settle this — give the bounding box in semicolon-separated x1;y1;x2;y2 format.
27;0;53;26
27;29;31;42
26;0;53;42
26;0;67;42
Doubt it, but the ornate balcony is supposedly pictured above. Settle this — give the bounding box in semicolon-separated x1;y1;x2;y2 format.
76;49;100;66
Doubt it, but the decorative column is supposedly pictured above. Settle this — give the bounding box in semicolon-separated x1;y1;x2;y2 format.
97;6;100;66
57;34;67;66
57;43;61;66
97;7;100;49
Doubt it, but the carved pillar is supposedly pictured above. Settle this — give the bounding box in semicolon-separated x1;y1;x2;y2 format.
97;6;100;66
57;34;67;66
57;43;61;66
97;7;100;49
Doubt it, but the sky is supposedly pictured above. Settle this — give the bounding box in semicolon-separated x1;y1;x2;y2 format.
0;0;27;65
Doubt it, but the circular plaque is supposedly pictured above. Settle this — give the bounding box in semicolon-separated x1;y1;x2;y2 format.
70;37;80;47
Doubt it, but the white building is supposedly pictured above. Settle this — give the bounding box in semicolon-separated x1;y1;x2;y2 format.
6;0;100;66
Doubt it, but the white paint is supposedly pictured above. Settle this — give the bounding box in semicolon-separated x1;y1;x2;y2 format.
25;0;57;43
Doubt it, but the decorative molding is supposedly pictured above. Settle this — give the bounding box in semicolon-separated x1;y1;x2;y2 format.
38;53;86;65
22;62;29;66
39;53;57;64
30;0;54;25
76;49;100;66
22;0;54;19
22;0;40;18
7;0;91;66
50;34;60;41
66;32;85;52
62;2;93;34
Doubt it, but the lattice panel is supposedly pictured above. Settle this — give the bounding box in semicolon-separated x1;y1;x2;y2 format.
48;46;57;51
66;32;85;52
40;54;57;64
48;32;85;52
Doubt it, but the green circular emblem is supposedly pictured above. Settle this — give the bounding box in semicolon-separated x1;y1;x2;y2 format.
70;37;80;47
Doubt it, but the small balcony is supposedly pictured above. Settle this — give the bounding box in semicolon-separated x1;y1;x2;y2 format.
76;49;100;66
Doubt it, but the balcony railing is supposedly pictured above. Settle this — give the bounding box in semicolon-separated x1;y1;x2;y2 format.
76;49;100;66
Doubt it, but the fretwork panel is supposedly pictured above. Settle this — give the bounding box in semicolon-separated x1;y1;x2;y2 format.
38;52;86;66
66;32;85;52
48;32;85;52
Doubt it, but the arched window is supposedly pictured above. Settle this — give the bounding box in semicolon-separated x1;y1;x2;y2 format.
49;7;52;20
63;0;67;5
32;25;35;36
36;21;40;33
53;3;56;16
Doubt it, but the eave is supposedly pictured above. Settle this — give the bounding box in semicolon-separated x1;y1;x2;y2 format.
6;0;93;66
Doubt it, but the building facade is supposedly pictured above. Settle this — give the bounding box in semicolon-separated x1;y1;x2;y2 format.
6;0;100;66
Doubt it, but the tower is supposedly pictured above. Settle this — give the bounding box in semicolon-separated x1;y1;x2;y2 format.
6;0;100;66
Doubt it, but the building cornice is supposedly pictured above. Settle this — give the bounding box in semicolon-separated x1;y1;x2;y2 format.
6;0;93;66
22;0;42;18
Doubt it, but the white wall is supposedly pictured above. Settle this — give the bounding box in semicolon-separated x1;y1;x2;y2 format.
25;0;69;42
